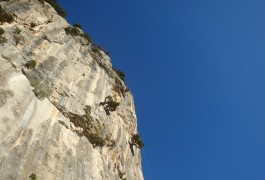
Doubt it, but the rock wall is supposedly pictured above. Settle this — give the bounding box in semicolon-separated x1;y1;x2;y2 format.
0;1;143;179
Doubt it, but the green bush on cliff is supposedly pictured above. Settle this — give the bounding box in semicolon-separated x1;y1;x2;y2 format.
0;5;14;23
65;26;92;44
44;0;66;17
82;32;92;43
0;36;7;44
0;27;4;36
99;96;120;115
65;26;80;36
73;23;82;29
91;45;110;56
13;26;21;34
0;27;7;44
25;60;36;69
113;68;125;82
29;173;37;180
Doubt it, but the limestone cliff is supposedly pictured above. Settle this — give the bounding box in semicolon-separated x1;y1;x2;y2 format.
0;1;144;179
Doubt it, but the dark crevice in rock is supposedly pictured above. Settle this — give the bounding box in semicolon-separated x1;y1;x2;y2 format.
1;55;18;69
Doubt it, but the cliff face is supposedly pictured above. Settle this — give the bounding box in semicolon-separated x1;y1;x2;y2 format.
0;1;143;179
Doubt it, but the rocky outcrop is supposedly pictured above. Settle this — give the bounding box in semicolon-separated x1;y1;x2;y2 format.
0;0;143;179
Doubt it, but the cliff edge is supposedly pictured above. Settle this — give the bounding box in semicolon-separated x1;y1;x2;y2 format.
0;1;144;179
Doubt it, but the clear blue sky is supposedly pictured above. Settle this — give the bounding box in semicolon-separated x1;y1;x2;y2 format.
58;0;265;179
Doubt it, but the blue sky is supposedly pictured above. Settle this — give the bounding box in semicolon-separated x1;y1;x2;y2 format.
58;0;265;179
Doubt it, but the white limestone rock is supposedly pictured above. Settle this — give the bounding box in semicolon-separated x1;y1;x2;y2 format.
0;1;143;179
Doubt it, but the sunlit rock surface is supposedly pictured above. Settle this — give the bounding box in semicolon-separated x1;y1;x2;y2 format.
0;1;143;179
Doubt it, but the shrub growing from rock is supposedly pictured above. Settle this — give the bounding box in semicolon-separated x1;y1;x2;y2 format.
0;5;14;23
82;32;92;43
118;170;127;180
73;23;82;29
25;60;36;69
91;45;109;57
91;45;101;56
131;134;144;149
0;36;7;44
0;27;4;35
65;26;80;36
87;132;107;148
29;173;37;180
0;27;7;45
113;68;125;82
30;22;37;28
65;26;92;44
100;96;120;115
44;0;66;17
13;26;21;34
